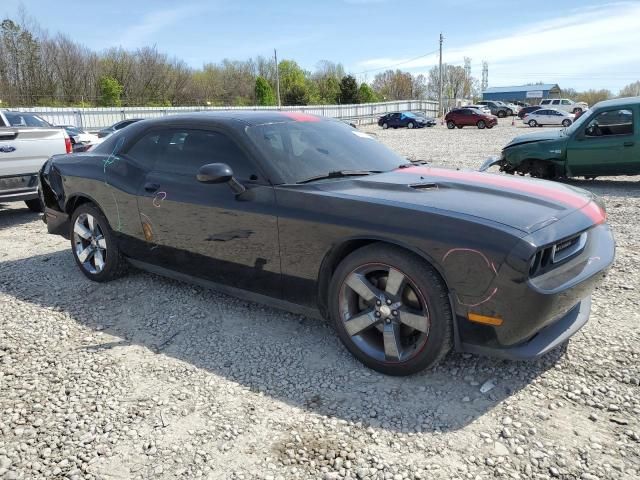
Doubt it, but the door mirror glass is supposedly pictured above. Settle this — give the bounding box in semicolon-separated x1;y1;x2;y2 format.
197;163;233;184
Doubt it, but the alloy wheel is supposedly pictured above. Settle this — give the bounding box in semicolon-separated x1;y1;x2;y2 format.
73;213;107;274
338;264;430;363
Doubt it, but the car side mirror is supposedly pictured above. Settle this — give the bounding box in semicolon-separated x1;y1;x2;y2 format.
197;163;246;194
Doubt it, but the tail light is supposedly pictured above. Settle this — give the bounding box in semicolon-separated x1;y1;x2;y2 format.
64;133;72;154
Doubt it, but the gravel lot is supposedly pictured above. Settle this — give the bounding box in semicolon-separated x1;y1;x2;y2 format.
1;119;639;479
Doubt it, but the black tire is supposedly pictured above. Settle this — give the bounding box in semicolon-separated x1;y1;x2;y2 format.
382;122;389;129
497;110;506;118
24;198;43;212
446;121;456;129
562;119;572;127
69;203;128;282
528;119;538;127
407;121;415;129
506;109;513;116
486;124;494;129
329;243;453;376
477;120;486;129
456;125;463;129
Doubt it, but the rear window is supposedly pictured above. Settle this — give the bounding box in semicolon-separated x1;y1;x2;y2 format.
4;112;52;127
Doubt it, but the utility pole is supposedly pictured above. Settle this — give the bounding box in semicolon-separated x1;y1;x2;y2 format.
481;61;489;94
438;33;443;118
274;49;281;108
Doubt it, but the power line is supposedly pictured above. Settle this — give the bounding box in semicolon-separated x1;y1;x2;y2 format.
354;48;440;76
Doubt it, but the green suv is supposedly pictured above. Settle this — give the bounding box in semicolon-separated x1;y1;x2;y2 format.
481;97;639;179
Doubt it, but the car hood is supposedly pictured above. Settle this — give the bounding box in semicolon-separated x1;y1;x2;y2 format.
309;166;602;234
504;129;565;148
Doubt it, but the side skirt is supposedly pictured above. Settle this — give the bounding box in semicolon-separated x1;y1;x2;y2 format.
126;258;324;321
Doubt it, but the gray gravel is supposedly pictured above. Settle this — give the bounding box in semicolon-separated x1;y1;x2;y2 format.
1;119;639;479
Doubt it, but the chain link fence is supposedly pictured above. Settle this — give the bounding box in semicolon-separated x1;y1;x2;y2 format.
9;100;438;130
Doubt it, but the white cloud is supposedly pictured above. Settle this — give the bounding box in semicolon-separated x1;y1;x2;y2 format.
119;6;205;48
355;1;640;91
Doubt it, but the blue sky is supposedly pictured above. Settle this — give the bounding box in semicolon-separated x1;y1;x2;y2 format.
4;0;640;92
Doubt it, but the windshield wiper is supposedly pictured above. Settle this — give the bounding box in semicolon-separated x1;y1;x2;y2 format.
296;170;382;184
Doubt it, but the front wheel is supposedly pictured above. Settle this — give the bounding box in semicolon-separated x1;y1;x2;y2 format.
382;122;389;129
528;119;538;127
407;121;415;129
497;110;506;118
477;120;486;129
446;121;456;129
70;203;128;282
329;244;453;376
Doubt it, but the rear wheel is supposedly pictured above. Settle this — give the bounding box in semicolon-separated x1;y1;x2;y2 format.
456;125;463;129
528;119;538;127
446;121;456;129
24;198;43;212
477;120;486;129
329;244;452;376
70;203;127;282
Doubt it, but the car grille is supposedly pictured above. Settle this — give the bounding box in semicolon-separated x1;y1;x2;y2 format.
529;232;588;277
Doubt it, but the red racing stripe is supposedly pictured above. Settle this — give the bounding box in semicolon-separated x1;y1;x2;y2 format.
399;167;606;224
280;112;321;122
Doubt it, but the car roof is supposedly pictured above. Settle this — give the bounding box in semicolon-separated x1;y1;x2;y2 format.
130;111;333;127
592;96;640;109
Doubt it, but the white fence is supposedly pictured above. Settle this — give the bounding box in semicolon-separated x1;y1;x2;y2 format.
14;100;438;130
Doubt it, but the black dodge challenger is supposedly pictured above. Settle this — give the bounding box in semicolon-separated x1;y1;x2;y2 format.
39;111;615;376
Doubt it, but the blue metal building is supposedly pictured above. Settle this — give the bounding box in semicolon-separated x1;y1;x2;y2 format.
482;84;561;103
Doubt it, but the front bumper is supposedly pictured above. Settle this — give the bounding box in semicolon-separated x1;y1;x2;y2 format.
460;296;591;360
43;207;70;238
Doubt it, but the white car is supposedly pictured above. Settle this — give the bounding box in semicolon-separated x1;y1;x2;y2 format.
466;105;492;115
524;108;575;127
539;98;588;114
504;102;521;114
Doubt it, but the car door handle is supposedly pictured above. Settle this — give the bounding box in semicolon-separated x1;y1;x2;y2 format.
624;141;634;147
144;182;160;193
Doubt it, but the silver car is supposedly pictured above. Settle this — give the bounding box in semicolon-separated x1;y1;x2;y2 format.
524;108;575;127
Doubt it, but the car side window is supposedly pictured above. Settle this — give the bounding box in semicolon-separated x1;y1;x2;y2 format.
125;131;163;170
551;100;560;105
541;100;550;105
154;129;259;181
584;109;634;137
561;100;571;105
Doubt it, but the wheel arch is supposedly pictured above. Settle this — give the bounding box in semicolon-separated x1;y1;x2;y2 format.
316;236;450;317
65;194;115;232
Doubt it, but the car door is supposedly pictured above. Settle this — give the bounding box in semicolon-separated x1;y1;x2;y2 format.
566;106;639;176
131;126;282;297
389;113;401;127
459;109;473;126
550;110;564;125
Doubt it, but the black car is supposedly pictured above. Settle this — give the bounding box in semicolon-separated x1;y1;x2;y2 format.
97;118;143;138
518;106;542;119
477;101;512;118
378;112;435;129
39;112;614;376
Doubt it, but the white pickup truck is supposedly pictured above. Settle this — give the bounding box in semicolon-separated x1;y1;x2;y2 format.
0;111;71;211
539;98;589;114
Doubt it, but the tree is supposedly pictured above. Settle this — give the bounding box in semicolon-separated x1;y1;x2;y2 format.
99;76;123;106
358;83;378;103
283;84;307;105
577;89;612;106
254;76;275;105
339;75;359;104
278;60;308;105
372;69;414;100
619;81;640;97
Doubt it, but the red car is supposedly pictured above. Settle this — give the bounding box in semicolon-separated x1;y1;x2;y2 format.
445;108;498;129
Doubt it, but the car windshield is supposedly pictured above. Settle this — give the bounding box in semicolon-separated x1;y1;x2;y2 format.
245;120;409;184
563;109;592;135
4;112;52;127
